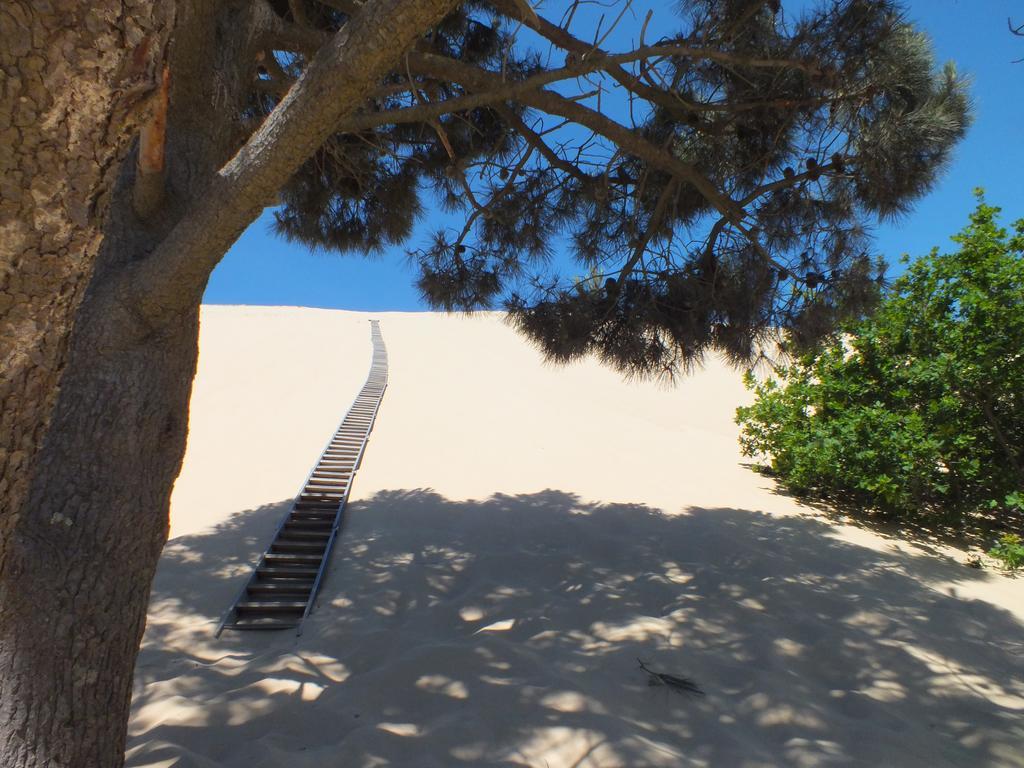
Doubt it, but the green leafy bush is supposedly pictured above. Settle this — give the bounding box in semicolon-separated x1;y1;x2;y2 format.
988;534;1024;570
736;195;1024;525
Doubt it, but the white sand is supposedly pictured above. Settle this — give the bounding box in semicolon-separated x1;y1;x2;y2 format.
128;306;1024;768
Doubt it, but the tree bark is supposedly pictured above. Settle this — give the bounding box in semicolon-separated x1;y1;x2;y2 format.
0;2;246;761
0;0;172;545
0;297;198;767
1;0;458;765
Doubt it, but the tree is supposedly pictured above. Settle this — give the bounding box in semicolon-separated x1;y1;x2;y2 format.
0;1;968;765
736;195;1024;524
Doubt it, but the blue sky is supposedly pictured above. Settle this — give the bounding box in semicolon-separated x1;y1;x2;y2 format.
204;0;1023;311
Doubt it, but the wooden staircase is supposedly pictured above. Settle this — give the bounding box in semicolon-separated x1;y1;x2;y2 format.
216;320;388;635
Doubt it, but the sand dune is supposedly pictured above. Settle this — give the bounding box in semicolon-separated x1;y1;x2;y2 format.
128;306;1024;768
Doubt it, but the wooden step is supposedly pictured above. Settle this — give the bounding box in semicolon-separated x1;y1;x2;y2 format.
286;518;333;529
281;524;332;534
236;601;307;613
247;582;313;595
272;540;327;554
264;551;322;564
290;512;337;522
279;528;332;540
255;566;319;578
299;492;345;502
251;578;315;590
290;517;335;527
223;619;300;630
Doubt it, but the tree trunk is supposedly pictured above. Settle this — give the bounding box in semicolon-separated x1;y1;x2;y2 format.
0;0;459;764
0;30;220;763
0;283;200;767
0;0;171;541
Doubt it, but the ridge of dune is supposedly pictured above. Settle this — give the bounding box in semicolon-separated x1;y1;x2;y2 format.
129;305;1024;768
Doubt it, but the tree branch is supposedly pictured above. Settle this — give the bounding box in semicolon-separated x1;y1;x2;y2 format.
497;106;590;183
617;181;676;284
325;38;823;139
255;0;331;55
323;44;709;134
409;53;741;222
504;5;705;122
453;143;536;248
123;0;460;322
318;0;363;16
736;156;847;208
288;0;312;29
494;0;823;77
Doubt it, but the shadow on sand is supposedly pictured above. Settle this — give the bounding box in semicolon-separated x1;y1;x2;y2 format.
129;490;1024;768
737;463;1024;556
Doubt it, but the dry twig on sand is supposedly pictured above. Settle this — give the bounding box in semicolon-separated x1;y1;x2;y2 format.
637;658;705;696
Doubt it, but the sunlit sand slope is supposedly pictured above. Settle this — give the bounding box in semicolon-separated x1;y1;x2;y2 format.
128;306;1024;768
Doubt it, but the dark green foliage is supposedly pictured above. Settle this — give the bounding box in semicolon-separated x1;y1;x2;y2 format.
989;533;1024;570
258;0;970;378
736;196;1024;524
274;137;424;254
266;2;527;254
